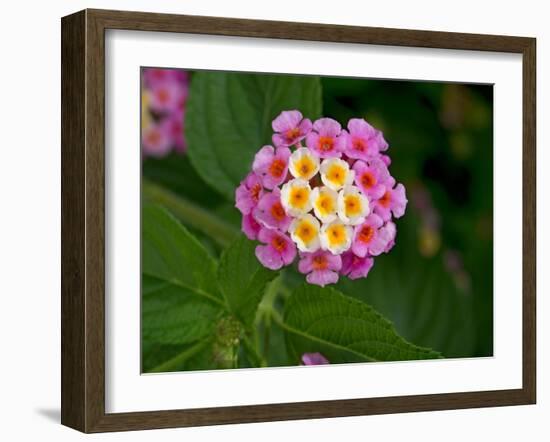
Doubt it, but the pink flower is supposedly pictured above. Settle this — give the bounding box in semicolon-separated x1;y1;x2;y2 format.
351;214;390;257
253;145;291;189
306;118;346;158
380;154;391;167
141;68;190;158
298;250;342;287
254;188;291;231
381;221;397;253
352;159;390;201
235;173;264;215
160;109;186;153
344;118;388;161
341;252;374;280
302;352;330;365
142;123;171;157
255;227;297;270
149;80;187;114
242;213;261;240
142;68;189;88
272;110;312;147
373;182;408;221
169;69;190;84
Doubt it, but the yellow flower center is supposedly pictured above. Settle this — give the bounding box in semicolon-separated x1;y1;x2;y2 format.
289;186;310;209
344;194;362;216
295;157;316;179
326;164;347;187
315;194;335;216
295;219;318;244
326;224;347;247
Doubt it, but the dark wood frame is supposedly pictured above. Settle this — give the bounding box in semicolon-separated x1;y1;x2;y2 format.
61;8;536;433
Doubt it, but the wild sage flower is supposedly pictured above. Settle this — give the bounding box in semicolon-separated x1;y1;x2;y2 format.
235;110;407;286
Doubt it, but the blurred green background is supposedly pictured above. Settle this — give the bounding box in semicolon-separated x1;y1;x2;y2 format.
142;70;493;370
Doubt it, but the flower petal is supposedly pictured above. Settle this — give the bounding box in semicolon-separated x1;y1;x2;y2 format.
272;110;303;132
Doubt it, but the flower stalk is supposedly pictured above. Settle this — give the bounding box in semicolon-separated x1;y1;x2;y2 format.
142;178;238;247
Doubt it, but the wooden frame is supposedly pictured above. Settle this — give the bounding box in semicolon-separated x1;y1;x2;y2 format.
61;8;536;433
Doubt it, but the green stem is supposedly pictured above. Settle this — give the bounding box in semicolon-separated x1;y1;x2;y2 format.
257;276;282;362
142;178;238;248
243;336;267;367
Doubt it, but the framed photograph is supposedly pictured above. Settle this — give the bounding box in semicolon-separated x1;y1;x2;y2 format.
61;9;536;433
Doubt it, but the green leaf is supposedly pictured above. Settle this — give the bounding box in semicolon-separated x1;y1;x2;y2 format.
144;338;215;373
141;206;230;373
186;72;322;199
142;337;217;373
142;274;221;345
142;204;223;304
335;215;477;358
143;153;224;205
218;237;277;327
282;284;441;364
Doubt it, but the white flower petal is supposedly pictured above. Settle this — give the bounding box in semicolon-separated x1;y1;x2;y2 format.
281;178;313;216
310;186;338;223
289;147;320;180
320;220;353;254
337;186;370;226
289;214;321;252
320;158;353;191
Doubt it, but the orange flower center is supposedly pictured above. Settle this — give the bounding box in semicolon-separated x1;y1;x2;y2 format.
289;187;310;209
145;129;161;145
379;191;391;208
345;197;357;212
360;171;376;189
358;225;374;244
312;254;328;270
269;159;286;178
270;202;286;221
251;184;262;203
271;235;287;252
352;137;367;152
318;136;335;152
285;127;301;142
157;88;170;104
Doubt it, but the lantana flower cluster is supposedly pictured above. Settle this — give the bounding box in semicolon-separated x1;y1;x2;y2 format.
141;68;189;157
235;110;407;287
